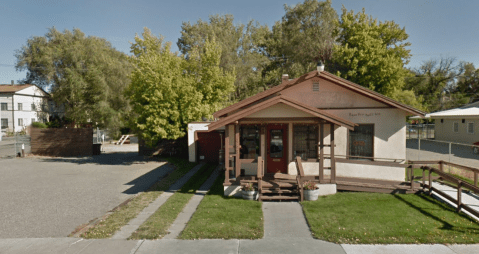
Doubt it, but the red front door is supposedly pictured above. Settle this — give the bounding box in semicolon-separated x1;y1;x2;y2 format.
267;124;288;174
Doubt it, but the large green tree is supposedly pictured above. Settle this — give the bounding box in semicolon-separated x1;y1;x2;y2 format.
454;62;479;103
331;7;426;110
266;0;338;79
178;14;270;101
129;28;235;145
405;57;468;111
15;27;132;135
332;7;410;96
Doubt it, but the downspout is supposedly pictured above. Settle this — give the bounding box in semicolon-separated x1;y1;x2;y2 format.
12;93;15;133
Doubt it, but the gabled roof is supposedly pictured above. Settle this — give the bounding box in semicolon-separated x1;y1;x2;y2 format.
0;84;33;93
208;95;357;131
0;84;50;97
213;70;426;118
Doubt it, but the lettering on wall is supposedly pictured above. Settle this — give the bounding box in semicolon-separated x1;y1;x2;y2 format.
349;112;381;117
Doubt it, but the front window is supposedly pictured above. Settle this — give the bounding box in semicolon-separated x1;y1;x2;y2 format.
293;124;318;160
240;125;260;159
1;119;7;129
349;124;374;160
18;118;23;126
18;103;23;111
31;103;36;111
1;103;7;110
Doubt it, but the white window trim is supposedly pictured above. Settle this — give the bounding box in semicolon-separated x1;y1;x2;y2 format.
467;121;475;134
453;122;459;133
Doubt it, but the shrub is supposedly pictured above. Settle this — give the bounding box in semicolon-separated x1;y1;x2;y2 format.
32;122;47;128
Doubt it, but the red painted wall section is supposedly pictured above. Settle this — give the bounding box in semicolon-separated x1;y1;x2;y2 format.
197;131;221;163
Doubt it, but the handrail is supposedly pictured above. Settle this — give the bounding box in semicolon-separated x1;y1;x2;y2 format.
408;160;479;188
421;165;479;218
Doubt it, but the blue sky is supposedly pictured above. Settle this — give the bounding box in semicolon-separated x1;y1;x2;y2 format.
1;0;478;84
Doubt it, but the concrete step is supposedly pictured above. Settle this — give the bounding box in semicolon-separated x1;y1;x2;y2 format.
260;195;299;201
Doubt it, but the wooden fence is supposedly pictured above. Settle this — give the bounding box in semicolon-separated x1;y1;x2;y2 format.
31;128;93;157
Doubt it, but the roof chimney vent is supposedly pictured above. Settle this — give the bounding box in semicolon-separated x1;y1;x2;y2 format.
11;80;14;85
317;61;324;73
282;74;289;84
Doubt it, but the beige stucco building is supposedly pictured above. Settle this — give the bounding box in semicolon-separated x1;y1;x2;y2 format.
188;67;425;199
425;101;479;145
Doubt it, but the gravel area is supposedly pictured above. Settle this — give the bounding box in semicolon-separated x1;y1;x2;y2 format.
0;145;171;238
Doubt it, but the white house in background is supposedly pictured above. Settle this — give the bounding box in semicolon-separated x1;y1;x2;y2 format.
422;101;479;145
0;83;60;135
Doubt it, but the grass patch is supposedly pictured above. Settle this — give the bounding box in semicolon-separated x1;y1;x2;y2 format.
179;173;263;240
81;157;196;239
128;163;217;239
302;192;479;244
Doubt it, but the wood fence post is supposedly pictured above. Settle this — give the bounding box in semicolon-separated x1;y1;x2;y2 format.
422;167;426;190
428;168;432;196
475;172;478;188
457;181;462;213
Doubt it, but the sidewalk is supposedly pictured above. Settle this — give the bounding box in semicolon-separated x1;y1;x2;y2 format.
1;238;478;254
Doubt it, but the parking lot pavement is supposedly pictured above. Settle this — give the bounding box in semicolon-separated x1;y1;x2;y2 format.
0;150;172;238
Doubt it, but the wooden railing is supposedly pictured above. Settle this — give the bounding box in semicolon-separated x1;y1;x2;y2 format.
257;157;263;201
408;160;479;219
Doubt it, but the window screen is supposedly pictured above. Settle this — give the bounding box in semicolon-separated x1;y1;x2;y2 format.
1;103;7;110
468;122;474;134
18;118;23;126
349;124;374;160
240;125;260;159
453;122;459;133
18;103;22;111
293;125;318;160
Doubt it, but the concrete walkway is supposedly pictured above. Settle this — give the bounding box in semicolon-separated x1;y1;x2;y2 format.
1;238;478;254
111;162;206;239
163;165;221;239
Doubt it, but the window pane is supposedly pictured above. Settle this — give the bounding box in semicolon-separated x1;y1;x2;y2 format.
270;129;283;158
468;123;474;134
240;125;260;159
349;124;373;160
453;122;459;133
293;125;318;160
1;119;7;129
1;103;7;110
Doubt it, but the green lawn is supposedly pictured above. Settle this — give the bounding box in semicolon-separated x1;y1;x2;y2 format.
128;163;217;239
179;174;263;240
302;192;479;244
80;157;197;239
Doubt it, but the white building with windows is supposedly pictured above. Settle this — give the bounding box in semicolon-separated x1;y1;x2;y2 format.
423;101;479;144
0;84;58;135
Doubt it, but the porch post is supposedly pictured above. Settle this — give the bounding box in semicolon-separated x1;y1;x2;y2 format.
319;122;324;183
330;123;336;184
235;123;241;178
224;124;230;183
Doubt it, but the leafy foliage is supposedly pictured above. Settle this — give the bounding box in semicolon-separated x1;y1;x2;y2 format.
129;28;234;145
15;28;132;136
31;122;47;128
405;57;469;112
332;7;410;97
265;0;338;79
178;14;270;101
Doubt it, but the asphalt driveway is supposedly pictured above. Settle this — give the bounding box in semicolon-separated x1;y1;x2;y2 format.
0;146;173;238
